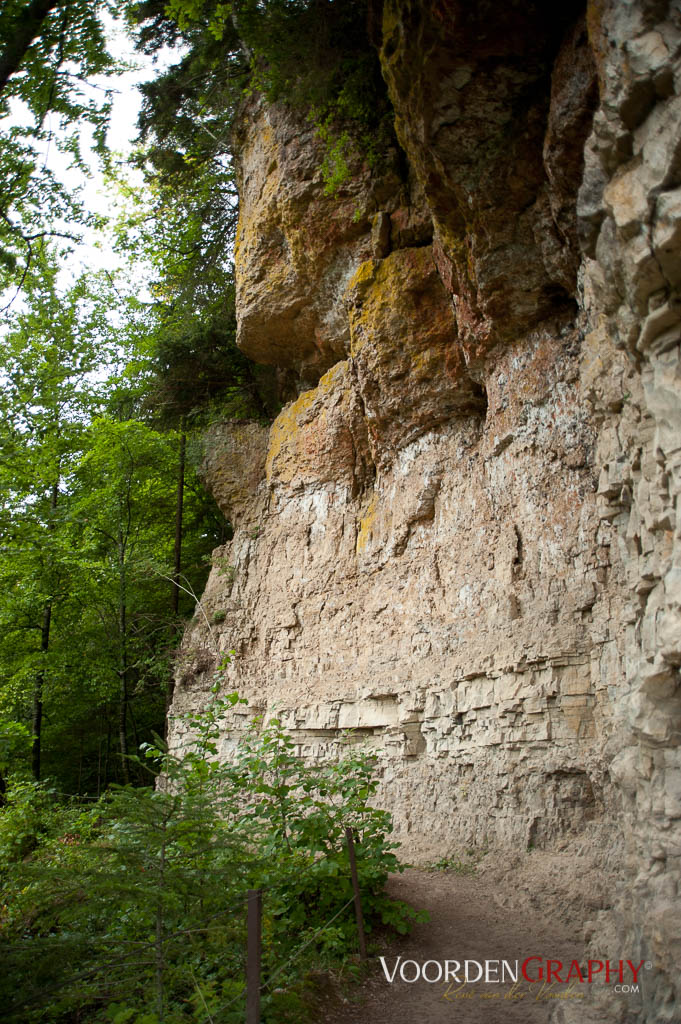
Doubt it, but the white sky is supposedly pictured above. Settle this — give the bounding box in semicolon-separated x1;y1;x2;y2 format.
69;14;179;280
1;11;181;301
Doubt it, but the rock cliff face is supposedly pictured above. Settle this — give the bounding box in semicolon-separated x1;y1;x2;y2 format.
170;1;681;1019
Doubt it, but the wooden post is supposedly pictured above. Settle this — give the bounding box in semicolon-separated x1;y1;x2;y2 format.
246;889;262;1024
345;827;367;961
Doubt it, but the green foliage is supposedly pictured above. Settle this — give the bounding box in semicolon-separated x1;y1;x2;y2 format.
318;126;353;196
0;251;226;792
427;849;486;875
0;776;64;870
0;721;30;777
147;312;269;426
0;250;118;781
160;0;389;135
110;120;269;425
0;689;423;1022
0;1;125;297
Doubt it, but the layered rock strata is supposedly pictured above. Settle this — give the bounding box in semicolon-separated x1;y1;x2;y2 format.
170;1;681;1020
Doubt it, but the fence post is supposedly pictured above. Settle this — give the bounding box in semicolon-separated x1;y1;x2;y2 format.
345;826;367;961
246;889;262;1024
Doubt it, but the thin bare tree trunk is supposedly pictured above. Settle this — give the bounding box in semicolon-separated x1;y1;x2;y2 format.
30;601;52;780
32;480;58;781
118;533;130;784
165;431;186;739
155;822;167;1020
171;431;186;618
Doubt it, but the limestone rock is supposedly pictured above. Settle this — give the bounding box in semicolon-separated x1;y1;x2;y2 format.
198;420;268;529
377;1;597;362
172;2;681;1020
233;98;402;382
345;246;485;465
265;360;372;495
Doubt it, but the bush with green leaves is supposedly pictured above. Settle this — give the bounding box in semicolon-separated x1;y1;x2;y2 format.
0;683;423;1023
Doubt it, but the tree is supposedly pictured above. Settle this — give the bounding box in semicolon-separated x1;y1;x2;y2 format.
72;417;181;782
0;251;112;779
0;0;123;298
0;1;61;96
65;386;228;788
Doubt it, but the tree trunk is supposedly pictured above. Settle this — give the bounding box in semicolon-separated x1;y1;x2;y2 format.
31;680;43;781
165;431;186;739
171;431;186;618
97;726;102;797
0;0;61;97
118;534;130;784
31;480;58;781
155;823;167;1020
77;728;83;794
31;600;52;780
104;716;111;790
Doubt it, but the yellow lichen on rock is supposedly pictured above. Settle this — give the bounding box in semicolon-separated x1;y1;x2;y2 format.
265;387;319;485
356;492;379;554
233;99;382;378
266;361;370;492
345;246;483;462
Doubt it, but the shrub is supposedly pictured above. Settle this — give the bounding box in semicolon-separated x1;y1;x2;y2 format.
0;687;423;1022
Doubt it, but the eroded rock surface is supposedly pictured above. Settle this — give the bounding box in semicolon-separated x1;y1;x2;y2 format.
171;2;681;1020
233;98;407;384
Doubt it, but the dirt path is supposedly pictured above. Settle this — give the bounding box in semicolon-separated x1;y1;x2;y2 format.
321;865;588;1024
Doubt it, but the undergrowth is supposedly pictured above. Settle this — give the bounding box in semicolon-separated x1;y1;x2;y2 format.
0;669;424;1023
